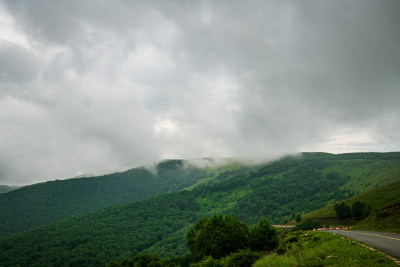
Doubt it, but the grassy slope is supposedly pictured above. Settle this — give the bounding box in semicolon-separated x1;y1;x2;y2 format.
303;181;400;223
335;159;400;194
315;158;400;207
353;199;400;234
254;231;397;266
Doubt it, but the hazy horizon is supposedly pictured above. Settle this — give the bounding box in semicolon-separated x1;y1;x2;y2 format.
3;151;400;186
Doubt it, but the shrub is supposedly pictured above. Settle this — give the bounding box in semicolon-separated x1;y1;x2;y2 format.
224;249;262;267
134;254;163;267
352;201;367;218
334;202;352;219
189;256;222;267
107;259;134;267
293;219;322;231
249;217;278;251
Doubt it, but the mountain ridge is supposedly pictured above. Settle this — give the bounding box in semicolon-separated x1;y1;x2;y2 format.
0;158;244;237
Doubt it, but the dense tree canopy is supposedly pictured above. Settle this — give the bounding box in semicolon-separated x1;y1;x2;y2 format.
187;215;279;262
0;160;211;237
249;217;278;252
333;201;371;220
293;219;322;231
187;214;249;260
334;202;352;219
352;201;367;218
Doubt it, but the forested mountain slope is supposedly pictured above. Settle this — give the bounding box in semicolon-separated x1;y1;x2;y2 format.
1;152;399;266
0;159;246;237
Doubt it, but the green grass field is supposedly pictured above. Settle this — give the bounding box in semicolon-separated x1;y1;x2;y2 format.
254;231;398;266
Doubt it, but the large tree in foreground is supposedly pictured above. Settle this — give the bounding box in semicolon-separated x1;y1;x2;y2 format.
249;217;279;251
187;214;249;260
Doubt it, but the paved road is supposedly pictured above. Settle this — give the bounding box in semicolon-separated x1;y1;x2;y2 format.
323;230;400;260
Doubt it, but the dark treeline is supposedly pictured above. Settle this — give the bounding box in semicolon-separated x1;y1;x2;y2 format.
334;201;371;220
335;152;400;160
302;151;400;160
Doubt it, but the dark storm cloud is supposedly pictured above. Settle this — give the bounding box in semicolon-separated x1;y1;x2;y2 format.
156;0;400;157
0;0;399;185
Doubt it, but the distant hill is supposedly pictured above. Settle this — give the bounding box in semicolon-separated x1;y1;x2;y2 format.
1;152;399;266
0;185;22;195
0;159;245;237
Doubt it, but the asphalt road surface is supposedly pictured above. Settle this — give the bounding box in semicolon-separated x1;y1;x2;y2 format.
323;230;400;260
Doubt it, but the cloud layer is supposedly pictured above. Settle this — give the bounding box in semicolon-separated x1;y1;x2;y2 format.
1;0;399;185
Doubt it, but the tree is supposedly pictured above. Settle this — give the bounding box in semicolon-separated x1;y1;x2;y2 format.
249;217;278;251
364;205;372;217
352;201;367;218
295;213;301;223
186;215;249;260
334;202;352;219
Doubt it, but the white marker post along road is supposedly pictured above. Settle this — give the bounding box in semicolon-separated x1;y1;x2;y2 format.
321;228;400;261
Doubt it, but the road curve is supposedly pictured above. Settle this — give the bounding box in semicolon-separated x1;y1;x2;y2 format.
323;230;400;260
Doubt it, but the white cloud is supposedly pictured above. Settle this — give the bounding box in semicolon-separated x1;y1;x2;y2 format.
0;3;30;48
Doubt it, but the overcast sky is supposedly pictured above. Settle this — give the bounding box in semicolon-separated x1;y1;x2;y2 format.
1;0;399;185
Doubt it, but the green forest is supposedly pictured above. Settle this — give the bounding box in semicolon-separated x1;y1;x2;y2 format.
0;152;400;266
0;159;244;236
